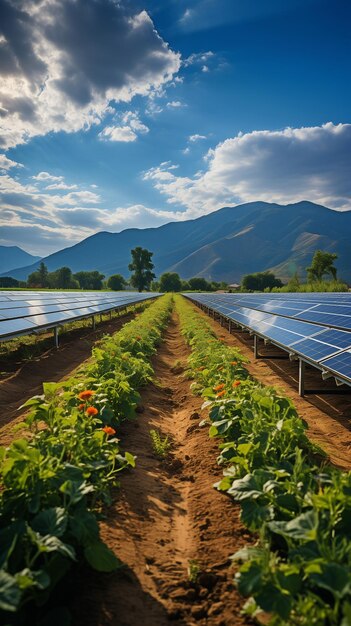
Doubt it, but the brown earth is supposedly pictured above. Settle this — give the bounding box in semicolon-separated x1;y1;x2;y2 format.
0;309;136;435
73;313;254;626
195;305;351;470
2;297;351;624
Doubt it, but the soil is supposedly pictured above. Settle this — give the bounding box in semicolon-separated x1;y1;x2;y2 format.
73;313;254;626
2;297;351;624
0;310;136;434
197;306;351;470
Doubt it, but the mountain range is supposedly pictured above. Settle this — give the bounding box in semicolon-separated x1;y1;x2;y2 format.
2;201;350;283
0;246;41;275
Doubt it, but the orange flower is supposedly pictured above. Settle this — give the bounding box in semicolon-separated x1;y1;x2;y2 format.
216;390;226;398
102;426;116;436
78;390;95;400
230;361;238;366
136;335;142;340
78;403;85;411
86;406;99;416
214;383;225;392
232;381;241;388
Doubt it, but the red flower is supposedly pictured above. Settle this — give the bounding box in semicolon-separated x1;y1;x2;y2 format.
214;383;225;392
78;390;95;400
86;406;99;416
78;403;85;411
216;390;226;398
230;361;238;366
102;426;116;436
232;381;241;388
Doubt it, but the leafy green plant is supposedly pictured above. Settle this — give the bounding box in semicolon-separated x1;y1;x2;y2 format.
187;559;200;583
175;294;351;626
0;294;173;624
149;429;171;458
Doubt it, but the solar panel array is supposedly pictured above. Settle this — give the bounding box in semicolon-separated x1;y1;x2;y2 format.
0;291;160;341
184;292;351;387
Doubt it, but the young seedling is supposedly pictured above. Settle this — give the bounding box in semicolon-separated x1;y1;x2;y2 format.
187;559;200;583
149;429;171;458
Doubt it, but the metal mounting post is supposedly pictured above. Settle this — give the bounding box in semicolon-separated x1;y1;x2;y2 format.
229;320;232;333
298;359;305;397
253;334;259;359
92;315;96;330
54;326;59;348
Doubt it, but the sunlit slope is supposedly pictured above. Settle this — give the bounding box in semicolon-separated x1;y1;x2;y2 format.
3;201;351;282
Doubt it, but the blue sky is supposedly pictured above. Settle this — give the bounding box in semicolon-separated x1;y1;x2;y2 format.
0;0;350;256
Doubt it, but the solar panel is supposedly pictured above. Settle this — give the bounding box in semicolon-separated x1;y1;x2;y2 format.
321;351;351;381
0;291;161;340
184;292;351;388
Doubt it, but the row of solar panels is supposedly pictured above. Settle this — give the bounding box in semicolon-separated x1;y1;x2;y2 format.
0;291;160;341
184;293;351;385
191;292;351;331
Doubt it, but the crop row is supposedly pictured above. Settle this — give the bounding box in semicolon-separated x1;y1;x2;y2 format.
176;295;351;626
0;294;172;625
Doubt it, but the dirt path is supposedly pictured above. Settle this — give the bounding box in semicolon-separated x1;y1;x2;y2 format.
0;310;136;433
195;305;351;470
74;313;253;626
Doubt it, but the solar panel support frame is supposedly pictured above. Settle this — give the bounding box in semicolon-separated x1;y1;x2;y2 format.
298;359;305;397
54;326;59;349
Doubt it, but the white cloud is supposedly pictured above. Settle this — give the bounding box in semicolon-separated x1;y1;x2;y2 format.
166;100;184;108
144;122;351;215
45;182;78;190
33;172;63;182
183;51;215;66
0;167;184;255
99;111;149;142
99;126;137;142
0;154;22;171
0;0;181;149
189;134;207;142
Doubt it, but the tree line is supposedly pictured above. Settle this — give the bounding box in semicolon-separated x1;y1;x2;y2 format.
0;248;343;292
0;246;228;292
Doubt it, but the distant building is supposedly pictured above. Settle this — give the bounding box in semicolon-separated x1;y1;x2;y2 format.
228;283;241;291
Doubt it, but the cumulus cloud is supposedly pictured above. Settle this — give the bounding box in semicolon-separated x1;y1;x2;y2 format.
0;168;181;255
0;154;22;170
99;125;137;142
99;111;149;142
0;0;181;149
144;122;351;215
33;172;63;182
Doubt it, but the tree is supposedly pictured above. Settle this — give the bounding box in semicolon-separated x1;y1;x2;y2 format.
241;271;283;292
159;272;182;292
74;270;105;290
306;250;338;282
27;270;41;287
128;247;155;292
188;277;212;291
28;261;49;288
50;267;75;289
0;277;19;288
107;274;127;291
38;262;49;287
